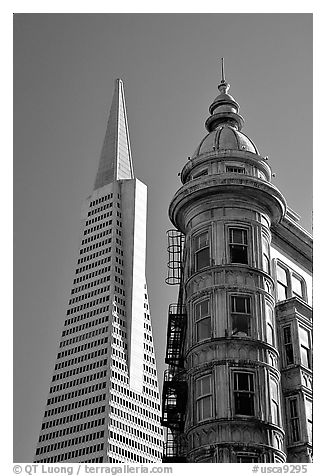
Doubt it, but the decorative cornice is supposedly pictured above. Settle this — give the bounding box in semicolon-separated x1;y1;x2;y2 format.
169;175;287;231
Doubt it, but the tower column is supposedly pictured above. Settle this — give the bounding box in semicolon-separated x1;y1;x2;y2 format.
162;71;291;463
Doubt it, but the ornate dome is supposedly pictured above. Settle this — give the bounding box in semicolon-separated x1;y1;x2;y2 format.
193;124;259;157
193;60;259;158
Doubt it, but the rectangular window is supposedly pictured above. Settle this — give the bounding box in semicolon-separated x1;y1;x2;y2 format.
229;228;248;264
226;166;245;174
270;378;280;425
266;305;275;346
276;261;307;302
305;398;312;443
299;326;311;369
196;375;212;422
231;296;251;336
236;454;259;463
195;299;211;341
276;265;288;301
194;232;210;271
289;398;300;443
262;237;270;274
233;372;255;416
283;326;294;365
292;274;304;298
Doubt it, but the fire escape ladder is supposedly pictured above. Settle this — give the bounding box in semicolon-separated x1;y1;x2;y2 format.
166;229;185;285
165;303;187;367
161;369;188;432
162;429;187;462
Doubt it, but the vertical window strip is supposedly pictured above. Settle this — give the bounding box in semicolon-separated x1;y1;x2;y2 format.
194;299;211;341
229;228;248;264
288;398;301;443
196;375;212;422
233;372;255;416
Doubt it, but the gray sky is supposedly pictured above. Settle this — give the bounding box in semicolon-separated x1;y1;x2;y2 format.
14;13;312;462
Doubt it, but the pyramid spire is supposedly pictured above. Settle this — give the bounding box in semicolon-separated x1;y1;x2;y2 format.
94;78;134;190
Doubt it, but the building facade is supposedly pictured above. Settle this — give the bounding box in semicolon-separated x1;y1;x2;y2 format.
35;79;164;463
161;74;312;463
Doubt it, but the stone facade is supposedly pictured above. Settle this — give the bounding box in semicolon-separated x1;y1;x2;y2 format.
162;77;312;463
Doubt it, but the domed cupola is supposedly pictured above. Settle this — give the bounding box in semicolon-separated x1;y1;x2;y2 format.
193;60;259;157
205;80;244;132
193;125;259;156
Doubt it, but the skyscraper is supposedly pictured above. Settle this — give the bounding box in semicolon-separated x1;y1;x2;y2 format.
161;68;312;463
34;79;164;464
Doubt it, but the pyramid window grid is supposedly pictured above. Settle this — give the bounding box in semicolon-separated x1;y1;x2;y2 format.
89;193;114;209
113;416;162;440
81;229;112;246
59;325;110;349
44;393;107;417
52;357;109;382
47;381;107;405
109;422;162;448
79;236;112;255
36;442;105;463
57;336;109;359
87;201;113;217
71;275;111;295
41;404;106;430
69;285;111;305
36;430;105;455
69;284;110;305
36;182;163;461
54;347;108;371
38;417;106;442
77;247;111;265
73;265;112;284
86;210;113;226
64;307;110;328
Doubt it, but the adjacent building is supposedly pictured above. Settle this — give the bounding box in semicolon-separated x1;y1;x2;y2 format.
161;72;312;463
35;79;164;463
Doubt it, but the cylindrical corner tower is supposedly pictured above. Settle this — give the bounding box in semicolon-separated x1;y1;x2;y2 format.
162;69;288;463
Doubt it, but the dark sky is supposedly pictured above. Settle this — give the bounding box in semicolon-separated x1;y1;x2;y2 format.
13;13;312;462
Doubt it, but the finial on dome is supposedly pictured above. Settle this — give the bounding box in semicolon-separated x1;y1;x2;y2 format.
205;59;244;132
221;57;225;83
218;57;230;94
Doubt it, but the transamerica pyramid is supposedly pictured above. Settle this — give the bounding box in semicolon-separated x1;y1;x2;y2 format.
34;79;164;463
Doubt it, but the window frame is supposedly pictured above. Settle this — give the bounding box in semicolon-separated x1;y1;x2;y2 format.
196;374;213;422
275;260;308;303
226;165;246;174
228;226;249;265
194;298;211;342
299;325;312;370
262;235;271;274
265;303;275;346
193;230;210;272
232;371;255;417
283;325;295;366
230;295;252;337
305;397;312;443
276;263;289;301
292;273;305;300
270;377;280;426
236;454;259;463
288;396;301;443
